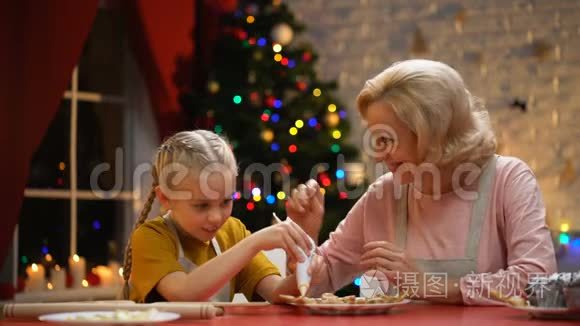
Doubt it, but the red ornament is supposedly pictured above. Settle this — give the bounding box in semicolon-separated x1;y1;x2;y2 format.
302;52;312;62
250;92;260;103
248;38;256;45
339;192;348;199
265;96;276;108
236;29;248;40
296;81;307;91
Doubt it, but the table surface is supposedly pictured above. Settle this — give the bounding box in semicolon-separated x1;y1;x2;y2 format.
1;303;578;326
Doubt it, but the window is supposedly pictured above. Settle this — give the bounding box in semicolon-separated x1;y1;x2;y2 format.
17;5;145;277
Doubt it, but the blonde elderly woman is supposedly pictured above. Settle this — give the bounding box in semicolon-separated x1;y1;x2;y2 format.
287;59;557;305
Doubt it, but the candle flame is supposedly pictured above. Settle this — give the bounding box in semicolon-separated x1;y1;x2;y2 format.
31;263;38;272
47;282;54;290
55;264;61;271
45;254;53;262
82;280;89;287
119;267;123;277
73;254;80;262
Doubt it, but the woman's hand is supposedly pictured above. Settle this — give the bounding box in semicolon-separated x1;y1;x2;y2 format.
286;179;324;242
359;241;424;296
251;219;313;264
306;253;327;291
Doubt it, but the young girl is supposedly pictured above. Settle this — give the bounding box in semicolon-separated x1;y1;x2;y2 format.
122;130;313;303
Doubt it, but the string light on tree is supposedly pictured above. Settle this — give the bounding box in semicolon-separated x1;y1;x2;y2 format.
332;130;342;139
328;104;337;112
261;129;275;143
251;188;262;197
308;118;318;127
277;191;286;200
325;112;340;127
313;88;322;97
295;120;304;128
272;44;282;53
288;144;298;153
289;127;298;135
246;202;255;211
271;23;294;46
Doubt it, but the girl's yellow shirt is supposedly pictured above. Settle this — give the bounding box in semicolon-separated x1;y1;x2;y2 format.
129;216;280;302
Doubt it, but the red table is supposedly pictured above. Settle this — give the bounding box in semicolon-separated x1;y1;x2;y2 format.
1;303;577;325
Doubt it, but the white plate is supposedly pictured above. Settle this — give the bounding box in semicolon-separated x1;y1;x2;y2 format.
38;310;181;325
290;299;410;315
512;306;580;319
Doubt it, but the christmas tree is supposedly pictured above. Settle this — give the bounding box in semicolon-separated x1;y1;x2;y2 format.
182;0;359;242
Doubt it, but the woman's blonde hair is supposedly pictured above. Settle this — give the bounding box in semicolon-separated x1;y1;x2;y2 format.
122;130;237;299
356;59;496;167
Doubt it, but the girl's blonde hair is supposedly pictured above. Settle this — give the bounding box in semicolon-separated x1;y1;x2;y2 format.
122;130;237;299
356;59;497;167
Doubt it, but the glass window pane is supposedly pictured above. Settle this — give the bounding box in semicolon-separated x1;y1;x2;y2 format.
18;198;69;274
78;9;125;95
18;199;129;276
77;200;128;266
26;101;70;189
77;102;127;192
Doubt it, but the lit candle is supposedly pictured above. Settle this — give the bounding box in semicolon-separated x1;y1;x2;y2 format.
51;264;66;290
68;254;86;288
25;263;46;292
93;265;114;287
108;261;124;286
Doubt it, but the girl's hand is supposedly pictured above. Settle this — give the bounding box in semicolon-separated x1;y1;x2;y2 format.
251;219;314;264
